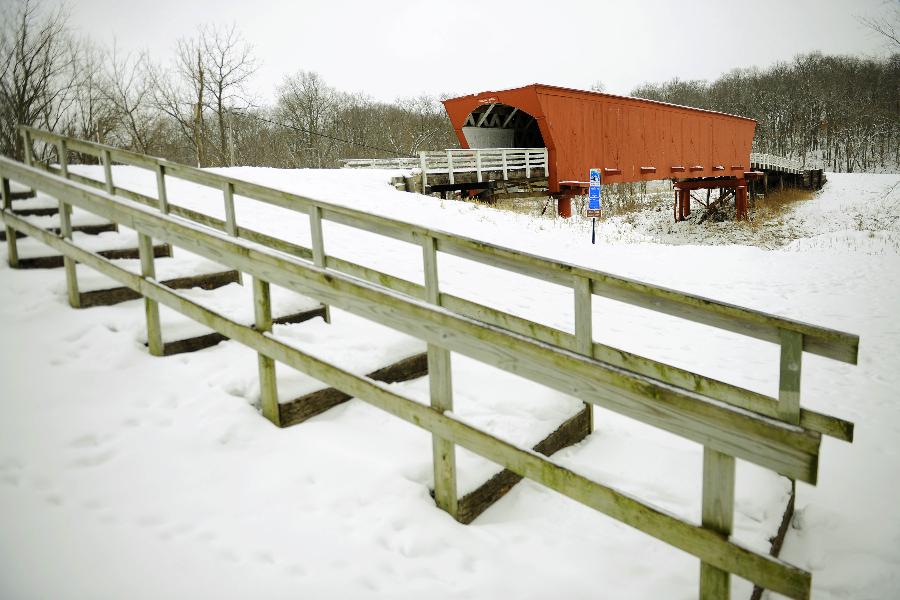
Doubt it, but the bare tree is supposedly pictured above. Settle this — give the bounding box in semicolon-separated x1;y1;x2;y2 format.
0;0;78;159
151;34;206;166
200;24;258;166
276;70;338;166
69;39;115;149
151;24;257;167
858;1;900;50
102;44;158;154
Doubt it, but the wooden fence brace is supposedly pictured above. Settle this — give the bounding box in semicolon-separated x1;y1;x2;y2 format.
56;140;79;306
308;204;331;323
138;232;164;356
574;275;595;431
155;163;169;214
699;447;736;600
253;276;280;425
1;178;17;267
422;234;458;518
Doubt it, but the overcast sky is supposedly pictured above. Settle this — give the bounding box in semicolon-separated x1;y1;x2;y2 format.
66;0;897;103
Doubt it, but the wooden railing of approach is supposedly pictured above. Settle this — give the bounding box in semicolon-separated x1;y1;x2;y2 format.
343;147;549;188
2;126;861;599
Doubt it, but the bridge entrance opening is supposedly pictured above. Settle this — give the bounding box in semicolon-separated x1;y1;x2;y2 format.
461;103;545;149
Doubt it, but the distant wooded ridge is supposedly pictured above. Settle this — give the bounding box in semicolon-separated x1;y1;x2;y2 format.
630;52;899;173
1;0;897;173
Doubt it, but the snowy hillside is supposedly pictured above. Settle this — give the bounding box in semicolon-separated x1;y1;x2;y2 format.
1;168;898;599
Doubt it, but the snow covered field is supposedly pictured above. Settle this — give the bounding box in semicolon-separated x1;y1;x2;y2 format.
1;167;898;599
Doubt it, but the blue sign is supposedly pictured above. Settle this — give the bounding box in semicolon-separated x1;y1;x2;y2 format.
588;168;602;213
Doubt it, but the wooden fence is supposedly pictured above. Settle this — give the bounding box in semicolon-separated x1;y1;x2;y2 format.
1;126;861;599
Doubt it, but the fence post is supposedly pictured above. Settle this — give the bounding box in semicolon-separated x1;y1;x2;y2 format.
1;178;18;268
422;234;458;519
55;139;80;306
699;447;736;600
501;149;509;181
574;275;595;431
101;149;113;194
155;164;169;214
139;232;164;356
475;150;483;183
58;139;69;178
778;330;803;425
309;204;331;323
21;129;33;167
253;276;280;426
56;195;80;308
525;149;531;178
222;181;238;236
221;181;243;284
419;152;428;192
447;150;454;185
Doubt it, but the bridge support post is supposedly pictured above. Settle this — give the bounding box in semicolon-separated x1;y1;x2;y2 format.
1;178;18;268
557;194;572;218
422;234;458;519
738;184;750;220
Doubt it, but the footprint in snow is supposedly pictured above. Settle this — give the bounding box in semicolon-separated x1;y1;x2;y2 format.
0;457;24;486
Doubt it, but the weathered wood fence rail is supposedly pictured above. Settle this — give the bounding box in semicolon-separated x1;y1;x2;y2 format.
2;126;860;599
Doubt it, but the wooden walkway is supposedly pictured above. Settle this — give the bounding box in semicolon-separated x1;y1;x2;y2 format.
0;126;862;600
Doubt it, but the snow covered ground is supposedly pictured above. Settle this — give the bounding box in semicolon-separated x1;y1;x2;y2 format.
1;166;898;599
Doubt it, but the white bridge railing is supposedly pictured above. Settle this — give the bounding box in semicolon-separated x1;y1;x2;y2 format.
341;157;421;169
750;153;804;175
343;147;549;188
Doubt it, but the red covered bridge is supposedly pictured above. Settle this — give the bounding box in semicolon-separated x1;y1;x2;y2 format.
441;84;759;219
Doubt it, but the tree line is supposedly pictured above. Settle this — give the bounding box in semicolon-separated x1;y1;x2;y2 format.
0;0;458;169
631;52;900;173
2;0;897;173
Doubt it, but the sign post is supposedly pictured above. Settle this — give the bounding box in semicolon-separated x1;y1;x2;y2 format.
587;168;602;244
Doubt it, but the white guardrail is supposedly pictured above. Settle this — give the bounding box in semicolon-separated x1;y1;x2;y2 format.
343;148;549;186
750;153;805;174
